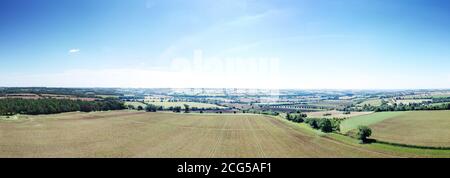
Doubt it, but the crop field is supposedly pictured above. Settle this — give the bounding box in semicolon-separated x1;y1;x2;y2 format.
146;101;225;109
369;111;450;147
0;111;391;158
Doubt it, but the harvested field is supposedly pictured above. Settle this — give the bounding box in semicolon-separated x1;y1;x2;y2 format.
0;111;387;158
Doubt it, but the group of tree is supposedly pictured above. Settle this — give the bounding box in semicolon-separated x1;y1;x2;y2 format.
241;109;279;116
145;104;162;112
285;112;306;123
261;110;279;116
304;118;341;133
0;98;125;116
142;103;230;114
166;106;182;113
126;105;136;110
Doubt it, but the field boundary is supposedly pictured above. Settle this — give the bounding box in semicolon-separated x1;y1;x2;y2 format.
339;130;450;150
375;140;450;150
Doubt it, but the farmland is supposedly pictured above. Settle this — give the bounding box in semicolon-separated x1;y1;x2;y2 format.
340;112;404;133
145;101;225;109
0;111;390;158
1;88;450;158
306;110;372;119
357;99;383;107
393;99;432;104
369;111;450;147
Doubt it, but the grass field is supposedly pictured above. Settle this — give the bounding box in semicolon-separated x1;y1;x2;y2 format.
340;112;404;133
370;111;450;147
146;101;225;109
0;111;390;158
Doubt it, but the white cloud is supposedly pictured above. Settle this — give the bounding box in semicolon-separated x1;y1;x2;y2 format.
68;49;80;54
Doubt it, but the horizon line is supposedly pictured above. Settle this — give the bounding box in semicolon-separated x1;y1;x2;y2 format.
1;86;449;91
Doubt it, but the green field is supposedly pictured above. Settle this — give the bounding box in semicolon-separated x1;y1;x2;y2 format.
146;101;225;109
370;110;450;147
340;112;404;133
340;110;450;148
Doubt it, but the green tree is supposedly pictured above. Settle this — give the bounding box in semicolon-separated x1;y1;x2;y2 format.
127;105;135;110
307;119;319;129
357;126;372;143
145;104;158;112
286;113;292;120
319;118;332;133
183;104;190;113
173;106;181;113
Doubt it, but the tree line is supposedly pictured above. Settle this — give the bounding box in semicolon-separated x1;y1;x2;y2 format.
0;98;125;115
0;87;119;98
143;103;230;113
361;102;450;112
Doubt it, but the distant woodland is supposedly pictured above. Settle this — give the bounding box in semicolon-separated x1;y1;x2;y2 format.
0;98;125;116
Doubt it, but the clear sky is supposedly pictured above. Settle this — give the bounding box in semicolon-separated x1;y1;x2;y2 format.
1;0;449;89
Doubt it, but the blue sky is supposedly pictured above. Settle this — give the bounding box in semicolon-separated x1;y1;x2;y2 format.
0;0;449;89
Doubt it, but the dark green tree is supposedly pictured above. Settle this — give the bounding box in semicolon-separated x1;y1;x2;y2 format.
183;104;190;113
173;106;181;113
145;104;158;112
356;126;372;143
319;118;333;133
